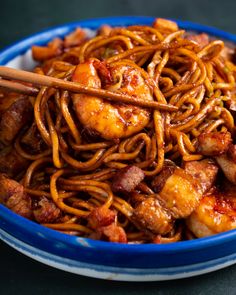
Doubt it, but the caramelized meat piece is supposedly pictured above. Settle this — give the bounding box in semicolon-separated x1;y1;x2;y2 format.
32;38;63;61
6;193;32;219
154;168;200;219
151;161;176;193
99;223;127;243
216;154;236;184
186;33;209;48
0;174;32;219
21;123;45;153
197;131;232;156
64;28;86;48
0;173;23;203
183;159;218;194
0;97;33;146
0;148;29;177
133;197;173;235
87;206;116;229
112;166;145;193
33;197;61;223
227;144;236;162
0;92;21;114
88;206;126;243
220;45;234;60
97;25;112;37
153;18;178;32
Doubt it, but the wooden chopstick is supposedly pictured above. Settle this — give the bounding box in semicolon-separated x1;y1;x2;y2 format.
0;66;178;112
0;78;39;95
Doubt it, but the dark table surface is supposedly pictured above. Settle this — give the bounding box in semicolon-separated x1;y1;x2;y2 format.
1;0;236;294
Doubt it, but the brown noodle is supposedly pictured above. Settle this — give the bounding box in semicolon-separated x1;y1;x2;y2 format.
1;18;236;244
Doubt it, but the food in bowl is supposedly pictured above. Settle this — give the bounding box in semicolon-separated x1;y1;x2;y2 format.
1;18;236;244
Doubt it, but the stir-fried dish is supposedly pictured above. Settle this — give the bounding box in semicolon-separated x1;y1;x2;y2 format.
1;18;236;244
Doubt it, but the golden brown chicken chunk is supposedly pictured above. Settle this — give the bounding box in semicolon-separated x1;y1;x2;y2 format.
216;154;236;184
197;131;232;156
32;38;63;61
152;167;200;219
183;159;218;194
133;197;173;235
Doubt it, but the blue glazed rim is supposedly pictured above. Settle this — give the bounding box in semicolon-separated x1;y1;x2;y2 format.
1;16;236;258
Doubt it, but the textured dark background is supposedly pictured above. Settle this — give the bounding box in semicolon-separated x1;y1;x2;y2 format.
1;0;236;294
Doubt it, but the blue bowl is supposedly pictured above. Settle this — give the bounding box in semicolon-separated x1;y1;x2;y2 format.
1;16;236;281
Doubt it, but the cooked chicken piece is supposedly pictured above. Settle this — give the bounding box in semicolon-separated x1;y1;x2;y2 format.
220;45;234;60
187;192;236;238
183;159;218;194
227;144;236;162
151;161;176;193
153;167;200;219
0;97;33;146
0;174;32;219
197;131;232;156
32;38;63;61
33;197;61;223
112;166;145;193
153;18;178;32
64;28;86;48
72;59;152;140
216;153;236;184
0;147;29;178
97;25;112;37
133;197;173;235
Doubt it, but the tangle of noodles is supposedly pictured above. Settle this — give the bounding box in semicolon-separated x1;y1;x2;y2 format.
1;18;236;244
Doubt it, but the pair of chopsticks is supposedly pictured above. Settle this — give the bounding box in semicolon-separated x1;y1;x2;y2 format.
0;66;177;112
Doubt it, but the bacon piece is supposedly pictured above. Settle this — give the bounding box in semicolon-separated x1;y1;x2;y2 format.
197;131;232;156
99;223;127;243
0;97;33;146
21;123;45;153
33;197;61;223
87;206;116;229
0;174;32;219
153;18;178;32
133;197;173;235
183;159;219;194
0;148;29;178
112;166;145;193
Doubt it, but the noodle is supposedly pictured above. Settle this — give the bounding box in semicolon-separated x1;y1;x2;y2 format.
1;18;236;244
